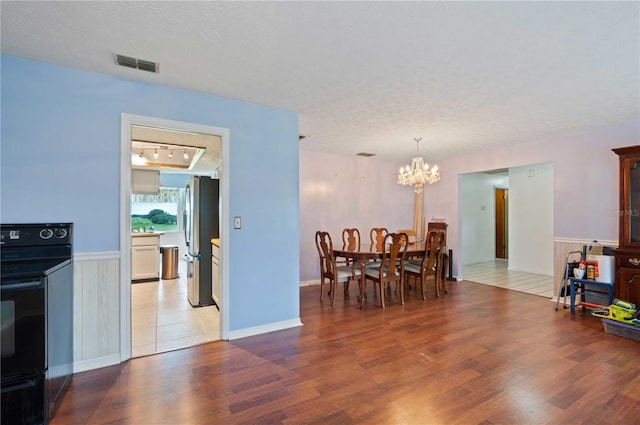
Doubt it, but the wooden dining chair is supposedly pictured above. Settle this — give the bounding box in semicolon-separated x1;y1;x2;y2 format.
369;227;389;251
342;228;361;251
339;228;362;291
427;222;449;293
404;230;446;299
364;232;408;308
427;221;447;248
365;228;388;274
396;228;417;243
315;231;361;306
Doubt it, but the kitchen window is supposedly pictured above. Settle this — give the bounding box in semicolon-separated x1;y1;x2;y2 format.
131;188;183;232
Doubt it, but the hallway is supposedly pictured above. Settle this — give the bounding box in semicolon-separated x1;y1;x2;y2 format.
462;260;555;298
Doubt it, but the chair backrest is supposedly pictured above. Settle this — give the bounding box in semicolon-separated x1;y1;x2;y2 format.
342;228;361;251
427;222;447;246
396;228;417;243
315;231;336;278
369;227;389;251
422;230;446;272
380;232;408;279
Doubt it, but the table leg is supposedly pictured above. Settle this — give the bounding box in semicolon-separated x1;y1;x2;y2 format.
358;260;367;310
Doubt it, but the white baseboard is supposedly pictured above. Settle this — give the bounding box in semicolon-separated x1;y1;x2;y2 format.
300;279;319;287
73;353;121;373
228;318;303;340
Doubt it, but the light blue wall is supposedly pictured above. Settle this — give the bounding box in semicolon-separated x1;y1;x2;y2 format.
1;55;300;331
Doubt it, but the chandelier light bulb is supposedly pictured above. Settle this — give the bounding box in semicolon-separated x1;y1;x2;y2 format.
153;149;158;159
183;150;189;160
138;150;144;159
168;150;173;158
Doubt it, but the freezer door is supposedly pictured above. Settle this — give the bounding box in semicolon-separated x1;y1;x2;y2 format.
189;176;201;256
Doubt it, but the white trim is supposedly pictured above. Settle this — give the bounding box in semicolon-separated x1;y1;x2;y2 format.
299;279;320;287
73;354;121;373
227;318;303;340
554;237;618;246
74;251;120;262
120;113;231;362
219;127;230;341
120;114;133;363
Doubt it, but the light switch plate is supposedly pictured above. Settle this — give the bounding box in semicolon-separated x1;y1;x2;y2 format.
234;216;241;229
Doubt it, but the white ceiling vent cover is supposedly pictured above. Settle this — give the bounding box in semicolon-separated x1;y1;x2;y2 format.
114;54;158;73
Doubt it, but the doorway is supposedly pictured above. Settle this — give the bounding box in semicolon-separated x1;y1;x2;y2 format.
459;164;554;289
495;188;508;259
120;114;230;361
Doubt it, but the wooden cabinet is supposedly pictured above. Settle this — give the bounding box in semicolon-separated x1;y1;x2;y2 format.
615;262;640;307
131;235;160;281
132;169;160;194
613;145;640;306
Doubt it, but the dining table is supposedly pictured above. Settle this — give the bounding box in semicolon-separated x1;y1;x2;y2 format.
334;242;449;309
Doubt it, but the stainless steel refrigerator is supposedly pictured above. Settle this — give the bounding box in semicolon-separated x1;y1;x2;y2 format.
183;176;219;307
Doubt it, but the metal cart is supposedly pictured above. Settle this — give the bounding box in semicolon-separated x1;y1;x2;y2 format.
555;250;584;311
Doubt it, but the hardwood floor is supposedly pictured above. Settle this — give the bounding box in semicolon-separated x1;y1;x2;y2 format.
51;281;640;424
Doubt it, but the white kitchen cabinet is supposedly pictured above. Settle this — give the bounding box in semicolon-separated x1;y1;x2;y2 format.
132;169;160;194
131;235;160;281
212;242;220;307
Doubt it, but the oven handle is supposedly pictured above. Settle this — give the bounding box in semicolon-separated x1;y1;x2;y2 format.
0;281;43;291
1;379;36;393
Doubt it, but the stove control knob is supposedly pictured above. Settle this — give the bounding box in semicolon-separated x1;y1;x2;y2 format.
40;228;54;239
54;228;68;239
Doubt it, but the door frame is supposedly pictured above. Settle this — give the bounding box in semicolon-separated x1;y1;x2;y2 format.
119;113;230;361
494;187;509;259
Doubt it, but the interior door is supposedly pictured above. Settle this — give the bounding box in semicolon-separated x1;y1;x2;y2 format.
495;188;508;259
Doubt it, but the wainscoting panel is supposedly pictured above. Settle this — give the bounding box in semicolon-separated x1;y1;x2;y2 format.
73;252;120;370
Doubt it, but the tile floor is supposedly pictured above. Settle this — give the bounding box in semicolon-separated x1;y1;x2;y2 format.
131;264;220;358
462;260;555;298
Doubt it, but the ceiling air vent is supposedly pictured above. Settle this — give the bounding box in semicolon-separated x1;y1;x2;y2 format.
115;54;158;73
357;152;376;157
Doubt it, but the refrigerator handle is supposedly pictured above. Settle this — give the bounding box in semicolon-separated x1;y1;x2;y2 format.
183;209;188;247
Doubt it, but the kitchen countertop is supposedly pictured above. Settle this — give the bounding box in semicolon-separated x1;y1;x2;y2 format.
211;238;220;247
132;232;164;237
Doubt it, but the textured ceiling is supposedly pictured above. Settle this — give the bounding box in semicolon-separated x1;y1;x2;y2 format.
1;1;638;163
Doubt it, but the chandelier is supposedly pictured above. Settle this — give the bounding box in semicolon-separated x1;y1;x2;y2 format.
397;137;440;193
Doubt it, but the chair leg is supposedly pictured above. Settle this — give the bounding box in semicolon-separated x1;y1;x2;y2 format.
399;278;405;305
442;257;449;294
320;277;325;302
331;280;337;306
379;281;386;308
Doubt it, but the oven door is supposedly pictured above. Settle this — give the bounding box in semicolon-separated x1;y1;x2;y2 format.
1;277;46;379
1;371;46;425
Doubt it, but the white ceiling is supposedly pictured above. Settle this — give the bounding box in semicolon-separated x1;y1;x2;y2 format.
131;125;220;174
1;1;638;163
